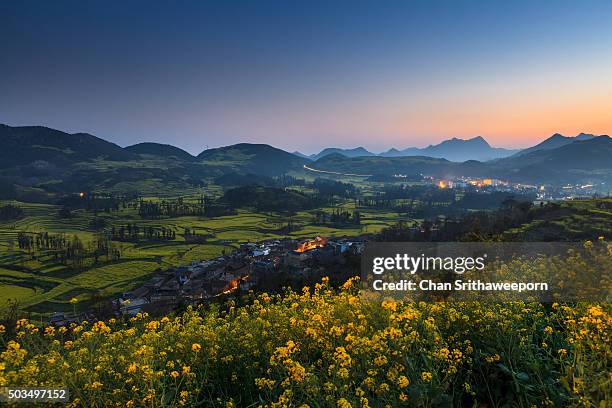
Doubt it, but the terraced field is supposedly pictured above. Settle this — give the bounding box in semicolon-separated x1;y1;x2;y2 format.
0;198;414;315
503;199;612;240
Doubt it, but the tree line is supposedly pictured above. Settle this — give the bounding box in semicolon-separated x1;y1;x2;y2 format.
312;209;361;226
15;232;121;269
110;224;176;242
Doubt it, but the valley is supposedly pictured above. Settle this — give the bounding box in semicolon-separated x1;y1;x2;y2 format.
0;124;610;318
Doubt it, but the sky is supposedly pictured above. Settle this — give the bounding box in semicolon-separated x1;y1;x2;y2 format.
1;0;612;155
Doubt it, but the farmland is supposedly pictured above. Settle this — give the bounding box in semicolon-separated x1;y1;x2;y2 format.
0;194;416;315
2;191;610;317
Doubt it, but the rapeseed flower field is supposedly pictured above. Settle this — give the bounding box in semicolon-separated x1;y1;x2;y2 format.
0;248;610;407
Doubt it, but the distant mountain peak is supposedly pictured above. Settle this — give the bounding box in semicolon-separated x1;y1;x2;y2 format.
437;135;490;146
377;135;515;161
470;135;488;144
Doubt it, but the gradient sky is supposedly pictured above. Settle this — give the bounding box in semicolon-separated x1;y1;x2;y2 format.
2;0;612;154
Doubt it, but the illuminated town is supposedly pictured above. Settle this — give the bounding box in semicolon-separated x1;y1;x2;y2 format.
431;176;607;201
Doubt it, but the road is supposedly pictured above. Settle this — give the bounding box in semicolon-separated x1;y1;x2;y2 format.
303;164;372;177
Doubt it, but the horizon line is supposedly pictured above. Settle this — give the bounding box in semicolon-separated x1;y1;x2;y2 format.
1;121;607;156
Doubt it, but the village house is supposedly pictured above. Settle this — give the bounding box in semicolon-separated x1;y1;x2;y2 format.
112;234;367;316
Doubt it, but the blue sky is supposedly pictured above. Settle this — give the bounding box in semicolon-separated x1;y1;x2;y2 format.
2;0;612;154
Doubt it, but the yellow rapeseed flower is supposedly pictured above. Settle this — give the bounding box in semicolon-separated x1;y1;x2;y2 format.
397;375;409;388
336;398;352;408
90;381;103;390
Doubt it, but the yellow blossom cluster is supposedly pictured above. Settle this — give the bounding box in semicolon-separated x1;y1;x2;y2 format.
0;272;609;407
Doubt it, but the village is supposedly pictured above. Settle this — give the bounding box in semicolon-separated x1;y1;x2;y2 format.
108;236;366;317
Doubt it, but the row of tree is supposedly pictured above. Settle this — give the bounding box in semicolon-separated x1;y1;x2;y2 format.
138;197;211;218
312;209;361;226
110;224;176;242
14;232;121;269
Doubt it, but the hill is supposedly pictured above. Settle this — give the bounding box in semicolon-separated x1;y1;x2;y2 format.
221;184;318;212
513;132;597;157
0;125;208;199
310;146;375;160
503;198;612;241
198;143;308;176
125;142;195;161
491;136;612;183
0;124;134;168
0;125;312;198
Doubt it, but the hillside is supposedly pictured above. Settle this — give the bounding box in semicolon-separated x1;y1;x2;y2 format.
0;124;135;168
491;136;612;183
1;278;609;407
222;185;318;212
198;143;308;176
0;126;313;198
513;132;597;156
310;147;376;160
125;142;195;161
503;198;612;241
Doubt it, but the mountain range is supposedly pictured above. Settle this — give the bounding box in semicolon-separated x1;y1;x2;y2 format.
379;136;518;161
309;135;611;183
0;124;609;200
301;133;602;162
